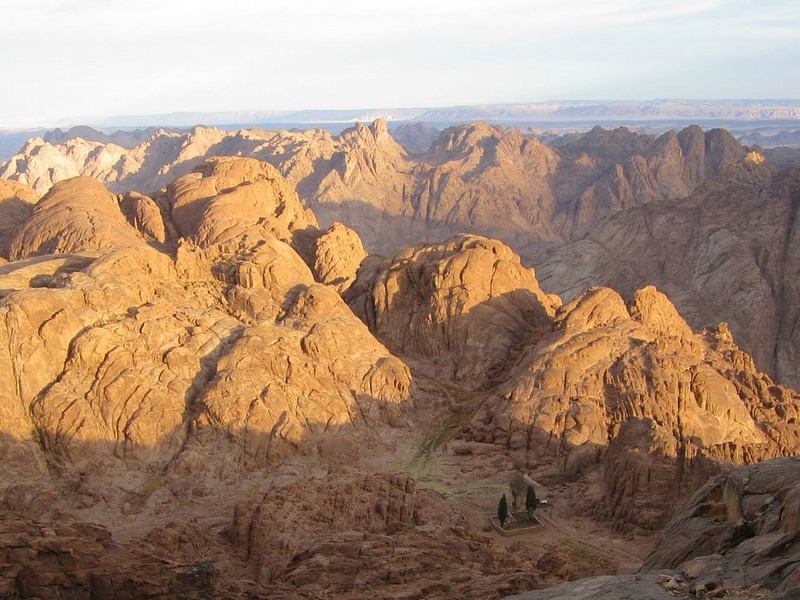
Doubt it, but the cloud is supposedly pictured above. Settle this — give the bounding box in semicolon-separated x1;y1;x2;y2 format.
1;0;798;127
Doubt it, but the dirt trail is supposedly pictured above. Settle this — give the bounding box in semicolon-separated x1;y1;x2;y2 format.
536;510;646;567
379;382;653;577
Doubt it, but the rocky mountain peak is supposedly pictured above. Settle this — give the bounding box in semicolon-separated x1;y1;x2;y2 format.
553;286;630;331
8;175;147;260
428;120;505;157
369;116;389;138
468;276;800;529
390;121;441;154
340;118;402;153
704;127;747;178
348;233;557;387
562;125;653;162
628;285;695;342
166;156;319;256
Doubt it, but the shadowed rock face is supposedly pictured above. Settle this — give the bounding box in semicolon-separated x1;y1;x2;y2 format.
642;457;800;594
501;460;800;600
119;191;167;244
0;508;221;599
504;574;680;600
0;179;38;258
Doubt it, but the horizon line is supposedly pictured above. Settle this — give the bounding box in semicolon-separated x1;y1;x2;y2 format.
2;98;800;132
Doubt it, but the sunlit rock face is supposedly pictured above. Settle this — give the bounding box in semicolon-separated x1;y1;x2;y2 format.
311;221;367;294
7;122;791;396
0;161;413;482
343;228;800;533
467;284;800;530
347;234;559;388
8;176;148;260
165;156;319;250
0;162;422;597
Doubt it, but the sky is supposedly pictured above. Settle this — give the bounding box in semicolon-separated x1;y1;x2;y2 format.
1;0;799;128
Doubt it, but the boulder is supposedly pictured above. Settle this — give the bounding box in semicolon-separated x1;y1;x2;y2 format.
8;176;146;260
165;156;319;254
311;221;367;294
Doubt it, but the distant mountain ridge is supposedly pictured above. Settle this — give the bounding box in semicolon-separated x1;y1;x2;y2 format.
0;120;752;247
4;119;800;393
92;100;800;128
4;99;796;130
2;99;799;162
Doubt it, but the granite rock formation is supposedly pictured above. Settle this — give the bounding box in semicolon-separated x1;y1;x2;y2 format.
0;121;746;258
119;190;168;244
505;457;800;599
0;159;413;483
347;234;559;387
7;123;785;391
165;156;319;251
8;176;148;260
467;284;800;530
0;143;798;598
643;456;800;596
537;158;800;390
342;230;800;532
310;221;368;293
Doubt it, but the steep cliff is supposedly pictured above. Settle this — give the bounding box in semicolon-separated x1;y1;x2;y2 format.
537;158;800;390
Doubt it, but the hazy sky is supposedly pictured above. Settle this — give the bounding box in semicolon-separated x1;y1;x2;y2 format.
1;0;799;127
